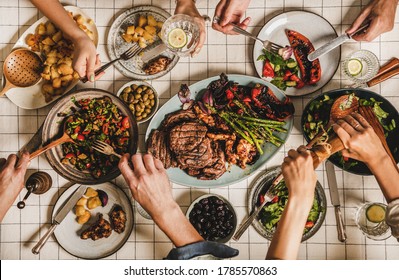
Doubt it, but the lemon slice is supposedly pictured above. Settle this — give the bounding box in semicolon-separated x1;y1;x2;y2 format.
168;28;187;49
347;58;363;76
366;204;386;223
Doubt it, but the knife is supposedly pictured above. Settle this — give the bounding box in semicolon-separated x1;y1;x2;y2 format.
308;23;370;61
18;121;44;157
32;185;85;254
141;43;167;64
325;161;347;242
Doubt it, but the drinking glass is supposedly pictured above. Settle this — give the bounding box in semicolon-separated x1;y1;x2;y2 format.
342;50;379;85
355;202;391;240
160;14;200;57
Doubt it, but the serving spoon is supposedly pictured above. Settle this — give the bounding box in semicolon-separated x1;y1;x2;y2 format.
29;118;75;160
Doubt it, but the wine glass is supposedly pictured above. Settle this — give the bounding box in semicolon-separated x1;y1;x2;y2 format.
160;14;200;57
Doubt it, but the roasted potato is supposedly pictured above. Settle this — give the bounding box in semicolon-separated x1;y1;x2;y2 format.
147;15;157;27
76;197;87;206
85;187;98;197
138;15;147;27
87;196;102;209
77;210;91;224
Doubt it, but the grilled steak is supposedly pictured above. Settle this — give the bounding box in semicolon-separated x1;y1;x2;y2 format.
169;122;207;153
162;109;197;129
80;214;112;240
147;130;176;169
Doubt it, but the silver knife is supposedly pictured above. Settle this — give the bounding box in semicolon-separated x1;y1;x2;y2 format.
308;23;370;61
141;43;167;64
18;121;44;157
32;185;85;254
325;161;347;242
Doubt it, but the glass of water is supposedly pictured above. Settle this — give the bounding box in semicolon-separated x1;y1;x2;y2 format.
342;50;379;86
160;14;200;57
355;202;391;240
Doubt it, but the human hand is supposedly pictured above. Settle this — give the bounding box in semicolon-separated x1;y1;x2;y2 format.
347;0;398;42
0;153;30;222
118;153;177;220
333;112;387;165
72;35;104;82
212;0;251;35
175;0;206;56
281;146;317;202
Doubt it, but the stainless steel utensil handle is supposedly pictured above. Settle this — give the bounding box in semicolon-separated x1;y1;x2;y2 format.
32;223;58;254
231;24;261;43
80;57;119;83
334;206;347;242
233;199;268;241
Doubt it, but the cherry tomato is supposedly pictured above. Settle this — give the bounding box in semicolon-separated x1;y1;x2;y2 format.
76;134;85;141
305;221;314;228
74;126;81;134
102;123;109;135
271;196;279;203
86;163;92;169
121;117;130;129
65;153;75;159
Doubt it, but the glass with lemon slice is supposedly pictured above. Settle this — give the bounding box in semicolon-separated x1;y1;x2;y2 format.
160;14;200;57
342;50;379;86
355;202;391;240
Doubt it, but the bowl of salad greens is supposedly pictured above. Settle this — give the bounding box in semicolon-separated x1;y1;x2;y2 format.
249;166;326;242
42;88;138;184
301;88;399;175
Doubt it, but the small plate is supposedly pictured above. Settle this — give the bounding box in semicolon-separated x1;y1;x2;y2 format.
3;6;98;109
53;182;134;259
186;194;237;243
301;88;399;175
248;166;327;242
116;81;159;124
107;5;179;80
145;74;293;188
253;10;340;96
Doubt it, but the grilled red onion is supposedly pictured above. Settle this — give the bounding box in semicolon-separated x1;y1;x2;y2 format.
278;46;293;60
178;84;191;104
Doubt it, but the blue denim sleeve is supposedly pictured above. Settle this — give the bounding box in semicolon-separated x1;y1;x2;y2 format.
165;241;239;260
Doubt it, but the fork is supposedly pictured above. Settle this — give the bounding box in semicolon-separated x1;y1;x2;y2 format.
230;23;283;54
81;43;141;83
232;173;283;241
92;140;122;158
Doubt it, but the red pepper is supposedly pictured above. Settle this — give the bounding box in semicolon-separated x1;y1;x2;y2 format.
121;117;130;129
226;89;234;100
102;123;109;135
76;134;85;141
283;70;292;81
78;98;90;106
82;129;91;135
295;80;305;89
262;59;274;78
118;137;129;146
251;87;261;100
343;156;349;162
290;74;301;82
259;194;265;206
271;196;279;203
65;153;75;159
242;97;251;103
305;221;314;229
74;126;81;134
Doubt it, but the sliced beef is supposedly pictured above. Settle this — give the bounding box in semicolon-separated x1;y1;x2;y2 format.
176;137;214;169
147;130;176;169
162;109;197;129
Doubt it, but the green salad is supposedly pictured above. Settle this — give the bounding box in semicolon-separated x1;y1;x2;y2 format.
257;180;320;234
303;93;396;169
61;97;131;178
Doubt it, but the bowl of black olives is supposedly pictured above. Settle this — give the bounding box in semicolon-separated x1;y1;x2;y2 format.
186;194;237;243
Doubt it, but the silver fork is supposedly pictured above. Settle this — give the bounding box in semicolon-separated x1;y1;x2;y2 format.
231;23;283;54
81;43;141;83
92;140;122;158
232;173;283;241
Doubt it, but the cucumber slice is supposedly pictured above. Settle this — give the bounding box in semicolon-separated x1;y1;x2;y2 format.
309;122;316;130
287;60;297;68
274;65;281;72
307;114;313;122
285;81;297;87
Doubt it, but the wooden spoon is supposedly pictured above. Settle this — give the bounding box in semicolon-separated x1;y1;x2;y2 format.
29;119;75;160
307;94;359;147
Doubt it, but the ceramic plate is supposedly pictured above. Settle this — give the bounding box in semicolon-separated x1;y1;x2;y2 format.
248;166;326;242
43;88;138;184
107;5;179;80
145;74;293;188
2;6;98;109
53;182;134;259
253;10;340;96
302;88;399;175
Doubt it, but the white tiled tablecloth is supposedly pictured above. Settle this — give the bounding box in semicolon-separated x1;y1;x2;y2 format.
1;0;399;260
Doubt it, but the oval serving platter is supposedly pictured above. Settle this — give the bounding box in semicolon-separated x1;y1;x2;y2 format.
145;74;293;188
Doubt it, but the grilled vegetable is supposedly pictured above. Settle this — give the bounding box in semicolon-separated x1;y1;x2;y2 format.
286;29;321;85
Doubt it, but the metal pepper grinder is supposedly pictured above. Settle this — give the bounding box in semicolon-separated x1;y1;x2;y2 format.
17;171;52;209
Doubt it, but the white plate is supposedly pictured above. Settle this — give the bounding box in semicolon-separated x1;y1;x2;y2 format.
53;182;134;259
253;11;340;96
107;6;179;80
145;74;293;188
3;6;98;109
